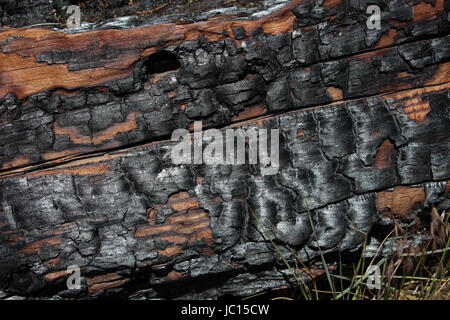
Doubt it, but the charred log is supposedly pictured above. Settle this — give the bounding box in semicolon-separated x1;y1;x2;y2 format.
0;0;449;299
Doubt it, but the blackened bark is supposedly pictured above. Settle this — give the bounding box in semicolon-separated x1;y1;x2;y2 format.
0;0;449;299
1;0;449;171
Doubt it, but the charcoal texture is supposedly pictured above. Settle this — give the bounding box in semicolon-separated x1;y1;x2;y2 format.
0;0;449;299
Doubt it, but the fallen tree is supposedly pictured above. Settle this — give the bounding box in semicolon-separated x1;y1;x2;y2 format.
0;0;449;299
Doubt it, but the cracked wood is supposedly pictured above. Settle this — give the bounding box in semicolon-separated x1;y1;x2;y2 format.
0;0;449;171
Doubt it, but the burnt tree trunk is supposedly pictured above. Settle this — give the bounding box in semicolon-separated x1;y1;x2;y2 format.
0;0;449;299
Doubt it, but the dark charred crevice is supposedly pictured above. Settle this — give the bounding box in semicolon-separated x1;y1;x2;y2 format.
145;50;181;76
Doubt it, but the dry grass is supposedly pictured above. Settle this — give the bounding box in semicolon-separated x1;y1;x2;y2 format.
243;201;449;301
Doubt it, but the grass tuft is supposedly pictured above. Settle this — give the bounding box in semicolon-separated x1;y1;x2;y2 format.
242;201;449;301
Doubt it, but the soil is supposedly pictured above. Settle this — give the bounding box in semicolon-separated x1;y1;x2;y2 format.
0;0;264;28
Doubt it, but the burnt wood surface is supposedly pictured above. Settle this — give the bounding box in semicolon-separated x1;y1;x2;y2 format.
0;0;449;299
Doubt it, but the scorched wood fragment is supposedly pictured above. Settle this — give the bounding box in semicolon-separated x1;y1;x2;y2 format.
0;0;449;299
1;84;449;298
0;0;449;170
